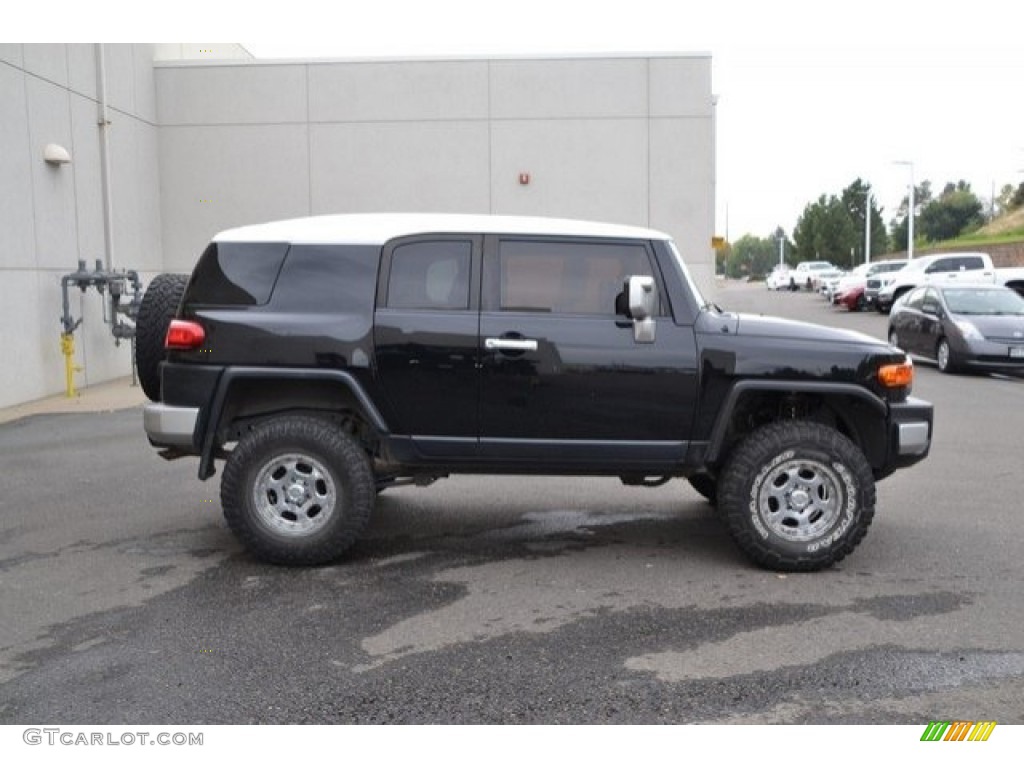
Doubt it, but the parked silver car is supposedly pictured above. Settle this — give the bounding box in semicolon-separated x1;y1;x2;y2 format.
887;284;1024;373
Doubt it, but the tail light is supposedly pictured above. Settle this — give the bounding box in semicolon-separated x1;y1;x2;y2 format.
165;319;206;350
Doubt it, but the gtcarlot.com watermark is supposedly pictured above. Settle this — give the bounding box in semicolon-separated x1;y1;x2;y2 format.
23;728;203;747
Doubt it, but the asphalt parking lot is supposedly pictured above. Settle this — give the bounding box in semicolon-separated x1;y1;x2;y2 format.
1;280;1022;724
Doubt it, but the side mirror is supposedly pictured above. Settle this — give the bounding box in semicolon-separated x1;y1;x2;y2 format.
625;275;656;343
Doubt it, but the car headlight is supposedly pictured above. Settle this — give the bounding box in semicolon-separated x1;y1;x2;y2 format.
954;320;983;340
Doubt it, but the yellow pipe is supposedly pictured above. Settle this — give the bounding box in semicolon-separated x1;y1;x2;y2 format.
60;332;83;398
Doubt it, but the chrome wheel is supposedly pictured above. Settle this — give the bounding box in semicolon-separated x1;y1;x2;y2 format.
251;453;338;536
755;458;844;543
936;339;951;373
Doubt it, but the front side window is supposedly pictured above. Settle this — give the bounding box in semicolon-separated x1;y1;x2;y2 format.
386;241;472;310
925;258;955;274
496;240;654;315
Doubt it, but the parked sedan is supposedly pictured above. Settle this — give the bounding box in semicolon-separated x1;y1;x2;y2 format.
835;284;867;311
887;284;1024;374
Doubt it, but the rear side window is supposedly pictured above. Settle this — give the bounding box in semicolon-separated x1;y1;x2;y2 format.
185;242;289;306
386;241;472;310
956;256;984;270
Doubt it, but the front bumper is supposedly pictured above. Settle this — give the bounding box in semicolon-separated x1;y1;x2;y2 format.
888;397;934;468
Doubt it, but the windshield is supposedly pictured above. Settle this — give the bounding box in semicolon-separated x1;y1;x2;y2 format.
942;288;1024;315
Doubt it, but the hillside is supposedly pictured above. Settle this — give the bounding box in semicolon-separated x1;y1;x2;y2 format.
975;205;1024;237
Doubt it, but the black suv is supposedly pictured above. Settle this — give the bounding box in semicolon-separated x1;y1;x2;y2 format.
141;214;933;571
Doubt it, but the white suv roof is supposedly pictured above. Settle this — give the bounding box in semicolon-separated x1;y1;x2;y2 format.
214;213;671;246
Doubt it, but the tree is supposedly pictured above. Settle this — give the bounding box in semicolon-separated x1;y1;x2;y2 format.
1012;182;1024;210
727;233;782;278
889;181;932;252
840;178;888;264
994;183;1017;216
791;179;886;268
918;181;984;242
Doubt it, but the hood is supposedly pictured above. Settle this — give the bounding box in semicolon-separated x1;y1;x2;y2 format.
710;311;884;346
966;314;1024;340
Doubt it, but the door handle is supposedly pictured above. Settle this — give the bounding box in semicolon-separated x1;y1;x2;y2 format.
485;337;538;352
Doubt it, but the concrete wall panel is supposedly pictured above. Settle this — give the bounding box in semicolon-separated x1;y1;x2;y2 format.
649;57;714;117
0;44;24;68
132;44;158;124
309;60;489;123
490;119;649;224
26;76;77;271
69;92;104;265
156;64;307;126
0;272;48;408
22;44;68;87
309;121;490;215
102;44;138;117
489;58;648;119
67;44;98;101
0;64;36;270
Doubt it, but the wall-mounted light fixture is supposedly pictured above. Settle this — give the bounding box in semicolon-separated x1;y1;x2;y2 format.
43;144;72;166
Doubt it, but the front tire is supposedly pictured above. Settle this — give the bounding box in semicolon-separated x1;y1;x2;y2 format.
221;415;375;565
717;421;876;572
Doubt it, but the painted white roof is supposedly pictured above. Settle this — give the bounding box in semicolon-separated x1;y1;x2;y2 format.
213;213;670;245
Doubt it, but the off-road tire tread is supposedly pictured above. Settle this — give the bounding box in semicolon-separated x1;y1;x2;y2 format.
135;273;189;401
717;420;876;572
221;415;375;565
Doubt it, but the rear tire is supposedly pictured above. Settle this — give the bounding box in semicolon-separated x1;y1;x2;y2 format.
135;273;188;401
221;415;375;565
936;338;958;374
717;421;876;572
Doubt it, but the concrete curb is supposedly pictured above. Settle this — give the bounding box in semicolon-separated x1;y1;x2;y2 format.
0;377;147;425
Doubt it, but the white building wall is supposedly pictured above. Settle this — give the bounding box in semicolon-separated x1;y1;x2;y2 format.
0;44;162;409
156;55;716;290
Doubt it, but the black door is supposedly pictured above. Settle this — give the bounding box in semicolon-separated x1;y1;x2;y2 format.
373;236;481;454
477;235;698;469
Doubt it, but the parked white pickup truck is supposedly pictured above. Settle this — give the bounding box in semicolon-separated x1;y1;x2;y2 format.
876;252;996;312
996;267;1024;297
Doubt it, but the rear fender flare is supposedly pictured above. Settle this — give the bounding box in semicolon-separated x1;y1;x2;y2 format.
197;367;389;480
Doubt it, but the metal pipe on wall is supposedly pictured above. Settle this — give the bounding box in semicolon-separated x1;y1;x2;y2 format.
95;43;115;271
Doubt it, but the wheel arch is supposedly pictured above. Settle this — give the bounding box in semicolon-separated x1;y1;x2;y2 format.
197;367;389;480
702;381;890;474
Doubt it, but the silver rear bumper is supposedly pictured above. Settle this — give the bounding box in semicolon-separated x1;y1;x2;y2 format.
143;403;199;449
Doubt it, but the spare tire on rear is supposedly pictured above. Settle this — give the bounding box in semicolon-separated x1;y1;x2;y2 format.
135;273;188;401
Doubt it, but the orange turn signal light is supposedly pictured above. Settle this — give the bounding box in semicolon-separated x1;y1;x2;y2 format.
877;359;914;388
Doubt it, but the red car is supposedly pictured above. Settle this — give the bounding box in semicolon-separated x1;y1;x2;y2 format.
836;284;867;311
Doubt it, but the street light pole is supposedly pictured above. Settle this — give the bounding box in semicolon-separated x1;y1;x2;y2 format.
864;189;872;265
894;160;915;260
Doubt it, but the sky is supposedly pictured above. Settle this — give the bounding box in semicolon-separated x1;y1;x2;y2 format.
19;0;1024;242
